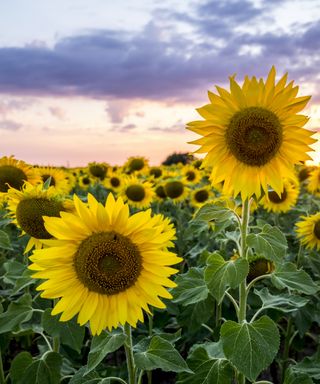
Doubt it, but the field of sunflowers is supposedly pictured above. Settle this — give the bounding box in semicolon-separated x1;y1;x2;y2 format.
1;68;320;384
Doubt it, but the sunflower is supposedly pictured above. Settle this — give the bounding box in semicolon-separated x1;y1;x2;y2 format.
37;166;70;195
28;193;180;335
149;166;163;180
306;166;320;196
78;174;92;190
163;179;188;203
154;182;167;201
260;178;299;213
0;156;40;195
297;164;315;183
187;67;316;199
104;171;123;193
6;182;73;252
296;213;320;250
121;176;155;209
124;156;149;174
190;186;213;208
88;162;108;181
182;165;202;185
247;256;274;282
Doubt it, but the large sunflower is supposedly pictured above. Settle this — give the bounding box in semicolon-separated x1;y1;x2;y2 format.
28;193;180;335
6;182;73;252
187;67;316;199
0;156;40;195
296;213;320;250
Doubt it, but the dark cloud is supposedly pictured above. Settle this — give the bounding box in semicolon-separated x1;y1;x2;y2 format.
118;123;136;132
0;119;22;131
149;120;184;133
0;1;319;102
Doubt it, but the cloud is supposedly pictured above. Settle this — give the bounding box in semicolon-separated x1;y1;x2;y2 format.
149;120;184;133
0;1;318;102
0;119;22;131
49;106;66;120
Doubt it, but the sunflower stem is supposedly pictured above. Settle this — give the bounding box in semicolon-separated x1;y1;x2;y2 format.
0;348;5;384
52;299;60;353
147;311;153;384
124;323;136;384
237;198;250;384
296;243;304;268
238;198;250;323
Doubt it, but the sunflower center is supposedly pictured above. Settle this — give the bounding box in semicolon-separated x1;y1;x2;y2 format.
110;177;120;188
313;221;320;240
82;177;90;185
89;165;107;180
268;189;287;204
150;167;162;178
16;198;64;239
155;185;166;199
74;231;142;295
165;181;184;199
298;168;311;182
41;174;56;186
195;189;209;203
225;107;282;166
129;159;144;172
126;185;145;202
0;165;27;192
186;171;196;181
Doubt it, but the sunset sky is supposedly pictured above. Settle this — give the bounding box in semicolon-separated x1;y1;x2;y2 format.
1;0;320;166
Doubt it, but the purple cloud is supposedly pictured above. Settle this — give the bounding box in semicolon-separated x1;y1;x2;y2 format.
0;1;318;103
0;119;22;131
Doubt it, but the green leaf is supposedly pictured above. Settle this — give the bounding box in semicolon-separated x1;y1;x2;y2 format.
177;342;233;384
42;309;85;353
0;229;12;250
220;316;280;381
254;287;309;313
134;335;192;373
178;295;215;333
193;204;235;224
205;253;249;302
271;262;318;294
291;350;320;379
172;268;209;306
0;294;33;334
246;224;287;264
284;366;314;384
86;329;126;374
10;352;33;384
10;352;62;384
69;367;100;384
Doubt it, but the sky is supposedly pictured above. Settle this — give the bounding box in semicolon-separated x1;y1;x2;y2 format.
0;0;320;166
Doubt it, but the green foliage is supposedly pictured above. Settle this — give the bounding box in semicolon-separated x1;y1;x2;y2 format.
42;308;85;353
246;224;287;264
0;229;12;250
271;262;318;294
205;252;249;302
85;329;126;374
254;287;309;313
10;351;62;384
172;268;209;305
0;293;33;334
220;316;280;381
193;204;236;224
134;335;192;373
177;342;233;383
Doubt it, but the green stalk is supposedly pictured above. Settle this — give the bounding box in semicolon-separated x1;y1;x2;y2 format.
52;299;60;353
237;198;250;384
147;311;153;384
124;324;136;384
0;348;5;384
238;198;250;323
281;317;293;383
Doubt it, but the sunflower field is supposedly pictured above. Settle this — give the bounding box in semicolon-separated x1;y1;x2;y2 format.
1;68;320;384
